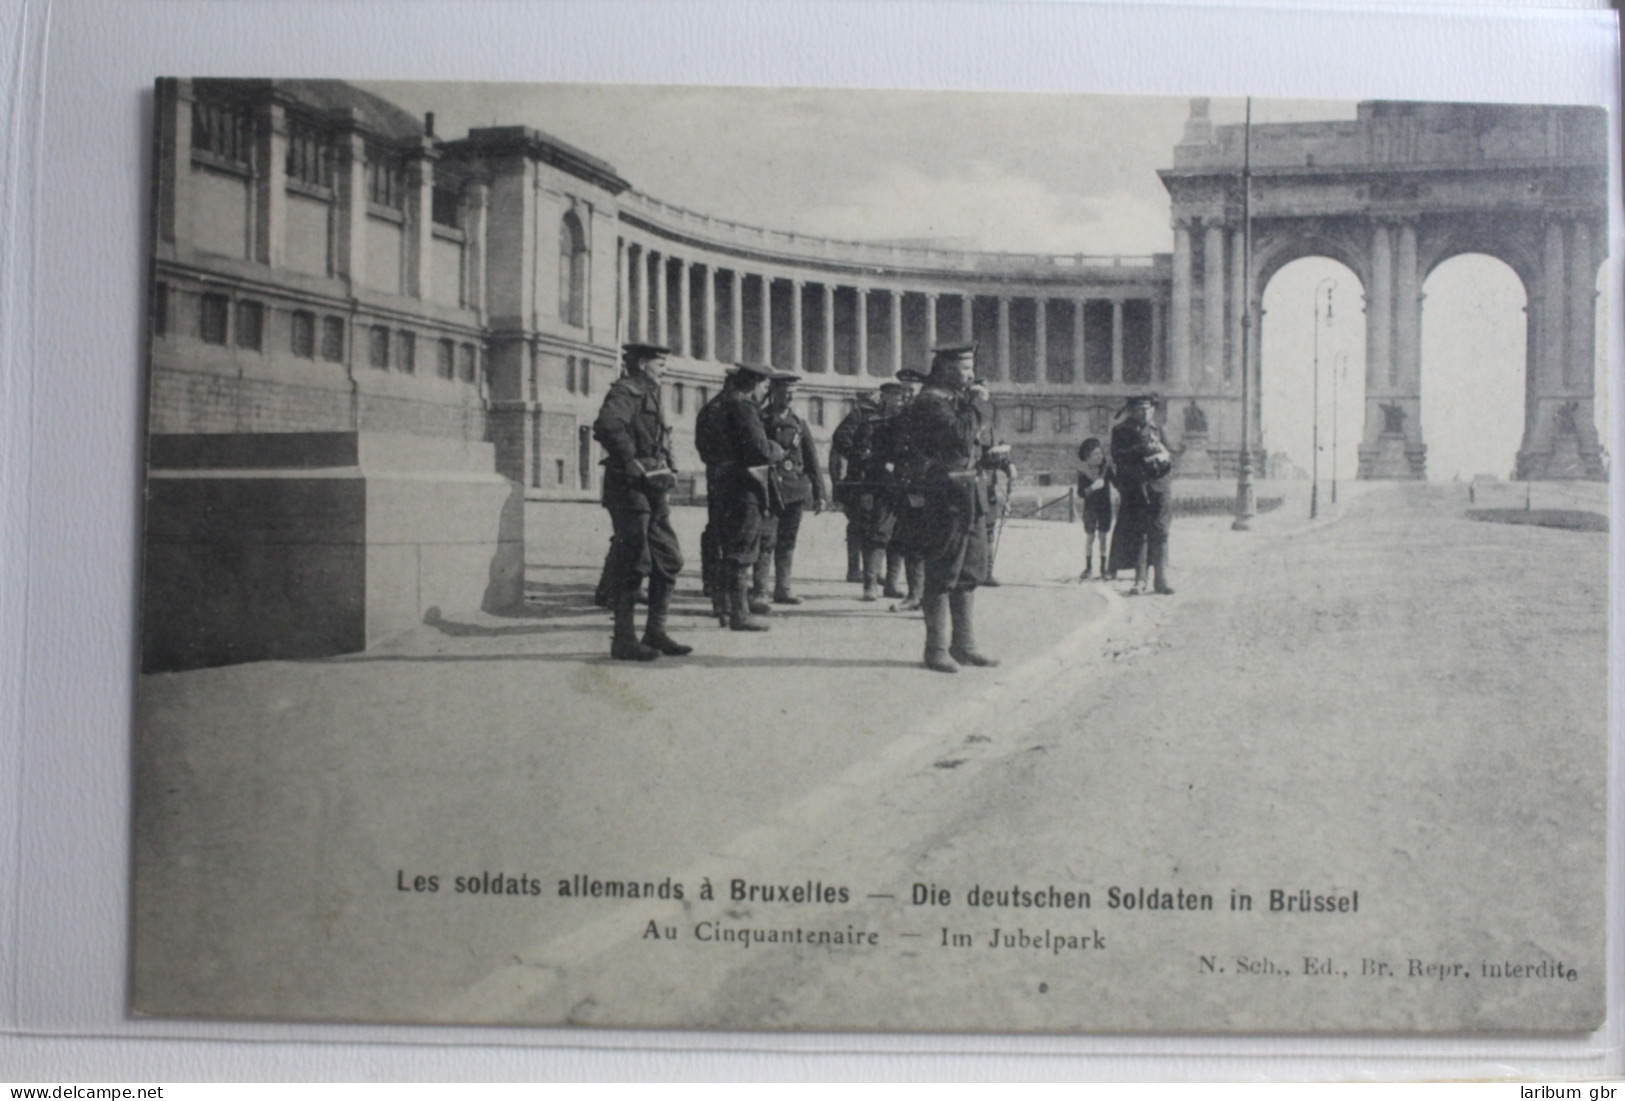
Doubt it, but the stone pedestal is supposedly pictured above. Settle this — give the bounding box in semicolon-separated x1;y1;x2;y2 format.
1358;435;1426;479
142;432;523;672
1172;431;1215;478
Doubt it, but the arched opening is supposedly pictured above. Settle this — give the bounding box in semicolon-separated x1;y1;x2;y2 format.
1420;254;1526;481
558;211;588;327
1259;256;1367;489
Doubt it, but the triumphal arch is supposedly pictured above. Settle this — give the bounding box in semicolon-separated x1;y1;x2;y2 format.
1158;100;1609;479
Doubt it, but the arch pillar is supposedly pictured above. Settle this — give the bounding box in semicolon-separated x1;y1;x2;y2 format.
1517;217;1606;478
1358;219;1425;478
1169;219;1193;384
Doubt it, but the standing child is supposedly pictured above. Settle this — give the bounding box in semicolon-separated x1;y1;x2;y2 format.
1076;438;1112;579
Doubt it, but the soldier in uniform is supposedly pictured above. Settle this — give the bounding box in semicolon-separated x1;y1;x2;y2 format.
832;382;906;601
694;369;736;625
707;363;785;631
894;344;1003;673
885;368;930;611
591;343;691;661
754;371;826;605
1108;393;1175;595
829;395;876;584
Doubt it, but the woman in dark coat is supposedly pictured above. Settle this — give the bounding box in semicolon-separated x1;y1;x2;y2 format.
1107;394;1175;595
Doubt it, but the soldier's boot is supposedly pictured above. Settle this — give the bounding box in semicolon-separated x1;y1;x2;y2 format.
594;538;616;608
1128;544;1149;595
728;564;771;632
773;547;802;604
641;577;692;656
1152;548;1174;595
948;589;1000;668
845;533;863;583
1080;554;1093;581
883;548;906;598
749;552;774;615
610;590;660;662
700;528;715;598
861;547;883;602
897;557;923;611
922;592;958;674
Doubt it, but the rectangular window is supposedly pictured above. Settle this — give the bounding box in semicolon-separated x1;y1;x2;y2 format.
321;317;345;362
1053;406;1073;433
284;118;335;189
397;331;416;373
565;356;576;394
199;293;229;345
436;338;455;379
808;395;824;427
1016;405;1036;433
151;282;168;337
431;186;461;228
697;386;709;411
580;359;591;395
366;148;405;210
368;325;390;369
234;300;263;351
673;383;685;415
290;311;316;358
458;343;477;383
191;99;254;169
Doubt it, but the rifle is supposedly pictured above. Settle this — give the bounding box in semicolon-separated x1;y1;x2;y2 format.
987;466;1014;574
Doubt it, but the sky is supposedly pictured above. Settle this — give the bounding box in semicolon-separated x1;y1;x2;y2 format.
360;82;1610;480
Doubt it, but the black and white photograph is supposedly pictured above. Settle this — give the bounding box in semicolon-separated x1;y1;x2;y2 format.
124;76;1613;1034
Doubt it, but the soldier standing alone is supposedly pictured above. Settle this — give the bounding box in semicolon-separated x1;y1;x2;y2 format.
1108;393;1175;595
592;343;691;661
895;344;1002;673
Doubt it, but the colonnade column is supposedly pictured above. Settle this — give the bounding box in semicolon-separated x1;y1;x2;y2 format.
1111;299;1124;383
789;279;803;370
822;283;835;373
1072;298;1086;380
1035;298;1048;381
465;181;488;322
700;264;715;360
627;244;644;343
925;293;938;350
1203;222;1225;382
890;290;904;374
618;240;632;342
335;127;368;290
729;269;743;362
675;260;691;358
1170;220;1192;384
1151;300;1164;382
856;288;869;375
652;251;668;349
995;296;1010;381
959;295;972;344
758;275;771;365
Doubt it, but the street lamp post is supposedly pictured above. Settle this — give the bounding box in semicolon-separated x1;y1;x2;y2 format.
1332;350;1346;505
1233;98;1256;531
1310;277;1335;519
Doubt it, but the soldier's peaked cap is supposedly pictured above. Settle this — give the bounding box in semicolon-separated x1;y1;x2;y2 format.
621;342;670;360
1127;392;1161;405
930;343;977;361
731;362;773;382
896;368;929;383
878;381;906;394
769;370;801;384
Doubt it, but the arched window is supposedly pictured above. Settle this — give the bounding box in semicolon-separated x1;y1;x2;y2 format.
559;211;588;327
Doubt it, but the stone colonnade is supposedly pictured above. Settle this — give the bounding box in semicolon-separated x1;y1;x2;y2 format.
616;239;1162;386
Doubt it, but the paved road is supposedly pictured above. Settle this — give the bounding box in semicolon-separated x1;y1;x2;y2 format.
132;482;1608;1033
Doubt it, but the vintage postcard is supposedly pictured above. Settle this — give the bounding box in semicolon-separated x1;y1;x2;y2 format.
133;79;1610;1032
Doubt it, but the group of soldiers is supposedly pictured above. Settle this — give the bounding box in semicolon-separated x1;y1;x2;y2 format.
591;341;1011;673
